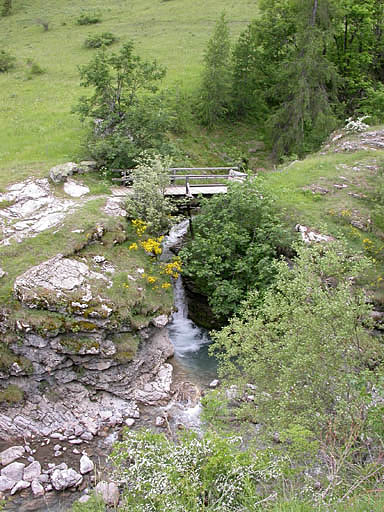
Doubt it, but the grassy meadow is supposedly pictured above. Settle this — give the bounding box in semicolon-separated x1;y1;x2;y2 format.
0;0;259;180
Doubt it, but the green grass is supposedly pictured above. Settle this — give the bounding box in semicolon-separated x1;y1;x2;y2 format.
0;0;259;177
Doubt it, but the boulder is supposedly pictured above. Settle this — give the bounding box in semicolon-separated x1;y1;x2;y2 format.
0;476;16;492
49;162;78;184
125;418;135;427
1;462;25;482
51;468;83;491
23;461;41;482
209;379;219;389
31;479;44;496
152;314;169;329
0;268;5;279
63;180;90;198
95;481;119;507
10;480;30;495
79;455;94;475
0;446;25;466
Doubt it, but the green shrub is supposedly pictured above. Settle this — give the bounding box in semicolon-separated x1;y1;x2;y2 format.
76;12;102;26
0;385;24;404
26;58;45;76
0;49;15;72
84;32;117;49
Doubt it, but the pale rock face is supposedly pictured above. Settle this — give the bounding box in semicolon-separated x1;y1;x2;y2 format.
134;363;173;405
31;479;44;496
64;180;90;198
0;178;76;246
79;455;94;475
103;197;127;217
10;480;30;495
0;446;25;466
51;468;83;490
1;462;26;482
295;224;335;244
95;481;120;507
0;476;16;492
23;461;42;482
13;254;112;317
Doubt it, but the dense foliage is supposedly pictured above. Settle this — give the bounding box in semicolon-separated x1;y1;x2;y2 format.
124;154;177;236
180;180;289;320
73;42;173;168
211;242;384;438
199;1;384;157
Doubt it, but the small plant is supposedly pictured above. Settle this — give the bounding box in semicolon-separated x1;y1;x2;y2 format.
84;32;117;49
76;12;102;26
0;385;24;404
26;58;45;76
0;49;15;72
1;0;12;17
344;116;370;134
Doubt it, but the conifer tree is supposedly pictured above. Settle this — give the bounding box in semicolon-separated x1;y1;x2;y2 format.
198;13;231;127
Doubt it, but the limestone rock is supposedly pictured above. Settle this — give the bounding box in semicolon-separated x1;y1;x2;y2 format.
14;254;112;317
0;446;25;466
31;479;44;496
51;468;83;490
134;363;173;405
125;418;135;427
49;162;78;184
78;495;91;503
11;480;30;495
209;379;219;389
295;225;335;244
0;476;16;492
1;462;25;482
80;455;94;475
152;314;169;329
23;461;41;482
103;197;127;217
0;268;5;279
64;180;90;198
95;481;120;507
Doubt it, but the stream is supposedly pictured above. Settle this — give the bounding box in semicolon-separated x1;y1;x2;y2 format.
4;219;217;511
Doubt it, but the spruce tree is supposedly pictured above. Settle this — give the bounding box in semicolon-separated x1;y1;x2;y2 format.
198;13;231;127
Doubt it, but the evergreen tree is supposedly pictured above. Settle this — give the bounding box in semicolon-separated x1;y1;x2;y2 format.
198;13;231;127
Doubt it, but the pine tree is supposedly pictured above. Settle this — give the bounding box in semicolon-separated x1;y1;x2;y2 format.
198;13;231;127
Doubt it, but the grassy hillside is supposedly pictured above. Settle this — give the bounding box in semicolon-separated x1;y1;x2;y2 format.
0;0;259;178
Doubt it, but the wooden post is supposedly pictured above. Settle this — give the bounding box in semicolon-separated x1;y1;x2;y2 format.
187;200;194;239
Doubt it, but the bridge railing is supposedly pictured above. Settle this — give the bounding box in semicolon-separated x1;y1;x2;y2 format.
110;167;247;193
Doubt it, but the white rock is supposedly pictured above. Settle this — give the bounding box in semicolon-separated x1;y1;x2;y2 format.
0;476;15;492
80;455;94;475
23;461;41;482
11;480;30;495
64;180;90;198
80;432;93;442
53;445;61;452
51;468;83;491
78;495;91;503
209;379;219;388
0;446;25;466
152;314;169;328
1;462;25;482
95;481;120;507
125;418;135;427
0;268;5;278
49;162;78;184
31;479;44;496
155;416;166;427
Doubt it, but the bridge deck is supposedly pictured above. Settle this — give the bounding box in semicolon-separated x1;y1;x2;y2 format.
165;185;228;197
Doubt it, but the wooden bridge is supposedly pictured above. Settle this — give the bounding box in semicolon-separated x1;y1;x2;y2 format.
112;167;247;197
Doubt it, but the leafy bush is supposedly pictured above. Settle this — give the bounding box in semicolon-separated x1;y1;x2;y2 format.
211;242;382;437
111;429;285;512
76;12;101;25
180;179;290;319
0;49;15;72
125;154;177;236
84;32;117;49
26;58;45;76
74;42;173;168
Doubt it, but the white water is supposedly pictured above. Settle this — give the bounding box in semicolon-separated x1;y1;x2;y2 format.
162;220;217;381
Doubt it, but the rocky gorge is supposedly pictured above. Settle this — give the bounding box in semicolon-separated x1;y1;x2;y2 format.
0;163;206;508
